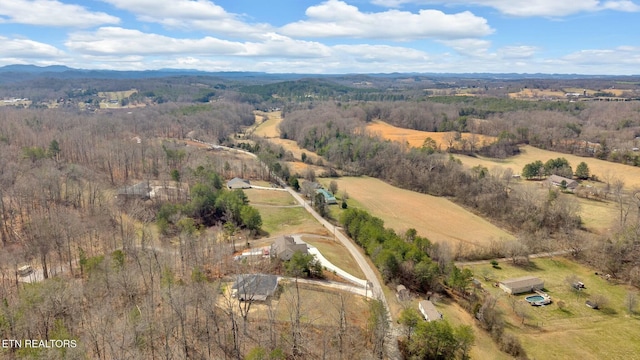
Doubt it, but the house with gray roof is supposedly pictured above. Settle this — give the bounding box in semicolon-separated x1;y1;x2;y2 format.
548;175;578;190
231;274;279;301
227;177;251;189
499;276;544;295
270;235;308;261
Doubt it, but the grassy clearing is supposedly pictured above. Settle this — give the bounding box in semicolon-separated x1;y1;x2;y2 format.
463;257;640;360
259;206;327;237
456;145;640;189
508;88;566;99
504;179;619;234
245;188;299;206
273;282;371;327
320;176;514;249
252;111;281;138
453;144;640;234
366;120;497;149
223;282;370;328
98;89;138;100
302;236;366;280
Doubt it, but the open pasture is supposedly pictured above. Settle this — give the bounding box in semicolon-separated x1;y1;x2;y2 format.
252;111;281;138
257;205;327;237
508;88;566;99
324;176;514;249
464;257;640;360
244;188;298;206
455;145;640;189
366;120;497;149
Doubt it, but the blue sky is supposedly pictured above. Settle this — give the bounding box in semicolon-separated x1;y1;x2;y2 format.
1;0;639;74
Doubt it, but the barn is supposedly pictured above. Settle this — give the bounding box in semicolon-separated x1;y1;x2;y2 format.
499;276;544;295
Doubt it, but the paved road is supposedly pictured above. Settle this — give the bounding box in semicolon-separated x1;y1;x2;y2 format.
285;186;401;359
286;188;385;299
290;234;368;288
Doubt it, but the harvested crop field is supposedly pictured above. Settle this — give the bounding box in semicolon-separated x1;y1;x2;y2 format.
330;176;514;248
366;120;497;149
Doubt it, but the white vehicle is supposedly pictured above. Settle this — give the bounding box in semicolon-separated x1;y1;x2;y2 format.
17;265;33;276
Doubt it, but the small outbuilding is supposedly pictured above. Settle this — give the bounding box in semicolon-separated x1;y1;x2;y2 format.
396;285;410;301
418;300;443;322
231;274;279;301
499;276;544;295
315;188;337;204
227;177;251;189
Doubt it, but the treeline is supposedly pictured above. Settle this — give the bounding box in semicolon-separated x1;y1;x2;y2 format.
339;208;530;359
340;208;440;292
280;103;582;252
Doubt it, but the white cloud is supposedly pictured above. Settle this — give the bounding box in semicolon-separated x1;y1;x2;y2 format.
65;27;331;58
333;44;430;62
101;0;272;37
0;36;66;58
371;0;640;17
66;27;243;56
562;46;640;65
280;0;493;40
0;0;119;27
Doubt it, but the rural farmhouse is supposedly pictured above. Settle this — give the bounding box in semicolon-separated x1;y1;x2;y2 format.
231;274;279;301
547;175;578;191
271;235;308;261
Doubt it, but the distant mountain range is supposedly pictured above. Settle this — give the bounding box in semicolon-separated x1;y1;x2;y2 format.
0;64;636;82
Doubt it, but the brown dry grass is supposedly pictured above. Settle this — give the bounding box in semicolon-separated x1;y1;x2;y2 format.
366;120;497;149
252;111;281;138
508;88;566;99
453;146;639;233
509;88;631;99
330;176;514;248
455;145;640;189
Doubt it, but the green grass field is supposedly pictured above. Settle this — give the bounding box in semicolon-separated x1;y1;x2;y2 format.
245;188;299;206
258;206;327;237
463;257;640;360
